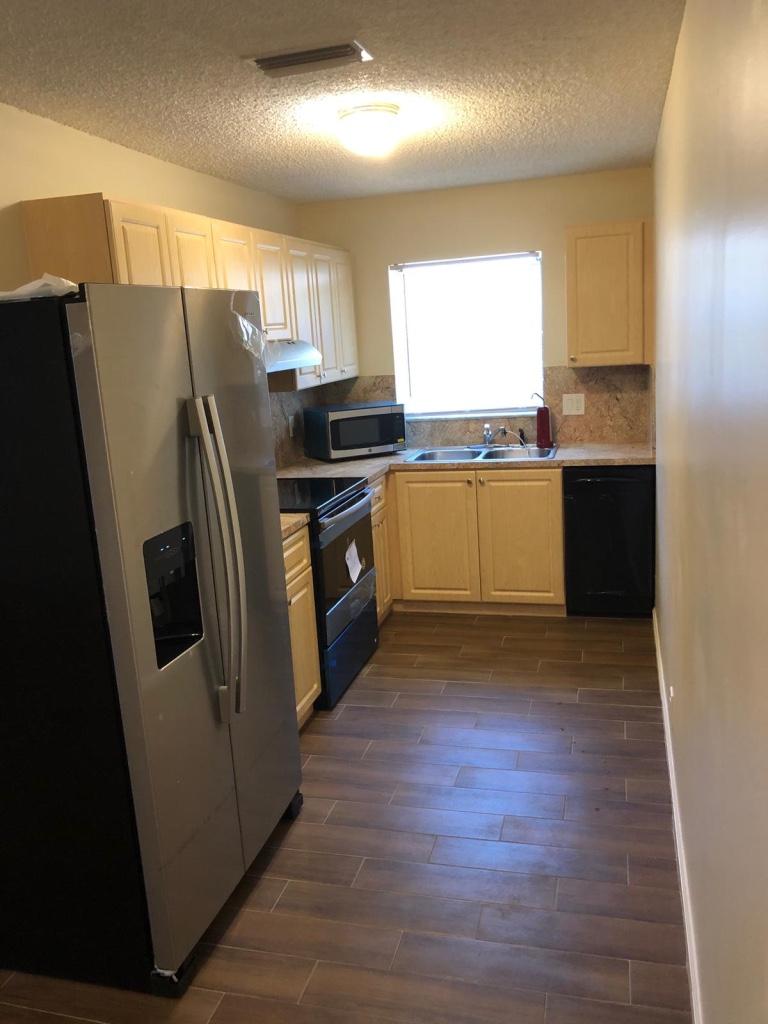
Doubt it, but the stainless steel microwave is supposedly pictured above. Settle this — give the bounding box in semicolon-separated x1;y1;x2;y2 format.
303;401;406;461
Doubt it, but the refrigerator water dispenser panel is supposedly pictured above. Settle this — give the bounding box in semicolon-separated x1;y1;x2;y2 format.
143;522;204;668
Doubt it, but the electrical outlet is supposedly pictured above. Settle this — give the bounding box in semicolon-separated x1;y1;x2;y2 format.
562;393;585;416
669;686;674;701
288;414;296;438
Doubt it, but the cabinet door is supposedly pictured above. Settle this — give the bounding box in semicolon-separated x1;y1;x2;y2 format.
331;254;359;378
286;240;321;390
106;200;172;285
372;506;392;622
566;221;645;366
286;564;322;727
252;230;292;340
312;250;341;382
476;469;564;604
165;210;217;287
212;220;254;290
396;471;481;602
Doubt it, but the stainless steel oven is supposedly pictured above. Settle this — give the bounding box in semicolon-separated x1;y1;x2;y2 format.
303;401;405;461
277;476;378;708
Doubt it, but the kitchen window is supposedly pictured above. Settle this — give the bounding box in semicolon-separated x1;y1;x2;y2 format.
389;252;543;416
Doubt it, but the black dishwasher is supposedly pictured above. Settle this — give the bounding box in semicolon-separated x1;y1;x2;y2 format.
563;465;655;617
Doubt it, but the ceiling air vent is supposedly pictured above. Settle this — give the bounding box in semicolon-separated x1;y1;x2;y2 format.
249;40;373;78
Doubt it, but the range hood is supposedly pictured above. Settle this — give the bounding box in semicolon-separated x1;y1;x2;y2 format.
263;337;323;374
230;290;322;373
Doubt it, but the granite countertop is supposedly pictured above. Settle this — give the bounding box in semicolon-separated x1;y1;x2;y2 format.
277;443;655;485
279;512;309;541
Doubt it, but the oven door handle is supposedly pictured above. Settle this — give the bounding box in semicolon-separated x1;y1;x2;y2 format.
319;491;372;530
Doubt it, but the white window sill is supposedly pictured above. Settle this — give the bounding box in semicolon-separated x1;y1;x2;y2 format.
405;407;539;422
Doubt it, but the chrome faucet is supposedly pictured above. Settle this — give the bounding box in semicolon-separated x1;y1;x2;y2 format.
482;423;527;447
482;423;507;445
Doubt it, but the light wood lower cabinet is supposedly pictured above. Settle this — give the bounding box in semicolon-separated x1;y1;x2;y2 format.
395;471;482;602
372;503;393;622
395;468;564;606
476;469;564;604
283;527;321;728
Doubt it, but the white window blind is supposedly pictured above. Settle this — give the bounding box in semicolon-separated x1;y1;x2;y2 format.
389;252;543;416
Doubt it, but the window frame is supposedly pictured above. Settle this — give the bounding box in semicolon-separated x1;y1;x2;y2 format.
388;250;544;419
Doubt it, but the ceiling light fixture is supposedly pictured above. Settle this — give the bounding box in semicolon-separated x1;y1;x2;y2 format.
336;103;401;158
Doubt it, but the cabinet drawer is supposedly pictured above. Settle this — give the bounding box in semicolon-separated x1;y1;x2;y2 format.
283;526;311;585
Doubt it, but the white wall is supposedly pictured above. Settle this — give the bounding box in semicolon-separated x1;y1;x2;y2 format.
655;1;768;1021
0;102;297;289
297;167;653;374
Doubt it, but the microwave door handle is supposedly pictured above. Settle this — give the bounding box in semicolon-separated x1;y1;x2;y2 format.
205;395;248;715
319;490;372;530
187;397;236;722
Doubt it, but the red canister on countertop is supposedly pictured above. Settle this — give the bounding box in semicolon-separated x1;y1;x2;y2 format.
533;393;553;448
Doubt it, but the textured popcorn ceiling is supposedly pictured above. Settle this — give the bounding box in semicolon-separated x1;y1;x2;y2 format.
0;0;684;201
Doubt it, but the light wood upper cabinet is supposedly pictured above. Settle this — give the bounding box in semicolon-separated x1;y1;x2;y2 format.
476;469;564;604
165;210;217;287
285;239;321;390
395;471;481;602
20;192;360;389
566;220;646;366
332;254;359;378
22;192;114;283
105;200;172;286
252;229;292;340
211;220;254;290
312;250;341;381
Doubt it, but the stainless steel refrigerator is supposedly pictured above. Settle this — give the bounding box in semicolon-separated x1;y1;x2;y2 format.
0;284;302;994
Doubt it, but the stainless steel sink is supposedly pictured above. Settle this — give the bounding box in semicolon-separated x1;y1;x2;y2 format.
479;446;557;460
407;447;482;462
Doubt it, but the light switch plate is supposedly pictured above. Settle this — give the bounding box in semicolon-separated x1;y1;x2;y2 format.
562;393;585;416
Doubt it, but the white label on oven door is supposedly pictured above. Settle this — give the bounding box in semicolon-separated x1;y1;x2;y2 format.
345;540;362;583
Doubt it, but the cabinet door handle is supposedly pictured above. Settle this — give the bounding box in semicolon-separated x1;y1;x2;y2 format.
467;478;473;486
569;355;577;361
479;477;486;485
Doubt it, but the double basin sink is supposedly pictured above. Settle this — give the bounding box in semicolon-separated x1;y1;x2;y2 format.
407;445;557;462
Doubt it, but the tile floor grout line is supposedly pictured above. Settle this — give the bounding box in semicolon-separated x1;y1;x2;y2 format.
202;991;225;1024
386;930;406;971
0;1000;115;1024
268;878;290;912
295;958;321;1006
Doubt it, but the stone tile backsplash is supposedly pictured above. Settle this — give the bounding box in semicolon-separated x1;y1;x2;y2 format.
270;375;396;467
270;365;652;466
543;365;652;445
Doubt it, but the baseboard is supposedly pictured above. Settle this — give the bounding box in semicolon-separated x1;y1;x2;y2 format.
652;609;704;1024
392;600;567;618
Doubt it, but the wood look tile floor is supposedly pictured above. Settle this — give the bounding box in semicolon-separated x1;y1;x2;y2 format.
0;612;691;1024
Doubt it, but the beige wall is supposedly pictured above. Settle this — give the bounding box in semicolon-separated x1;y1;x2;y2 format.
297;167;653;374
655;1;768;1022
0;102;297;290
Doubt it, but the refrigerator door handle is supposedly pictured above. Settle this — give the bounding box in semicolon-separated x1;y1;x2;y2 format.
204;395;248;715
187;396;237;722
